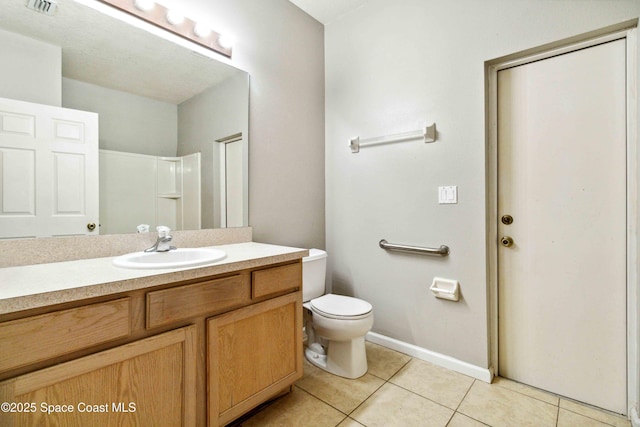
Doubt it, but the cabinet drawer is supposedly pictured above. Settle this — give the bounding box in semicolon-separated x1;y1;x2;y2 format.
0;298;131;373
146;274;249;329
251;262;301;299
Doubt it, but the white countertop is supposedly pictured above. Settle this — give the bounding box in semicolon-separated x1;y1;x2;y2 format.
0;242;308;315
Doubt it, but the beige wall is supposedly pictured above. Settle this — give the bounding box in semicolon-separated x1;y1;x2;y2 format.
0;0;324;252
178;73;249;229
325;0;640;369
0;29;61;106
178;0;326;249
63;78;178;157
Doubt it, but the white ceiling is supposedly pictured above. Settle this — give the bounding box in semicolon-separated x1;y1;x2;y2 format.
0;0;241;104
288;0;368;25
0;0;359;104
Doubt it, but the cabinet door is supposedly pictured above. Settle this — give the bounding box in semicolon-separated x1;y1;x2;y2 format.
0;326;196;427
208;292;302;426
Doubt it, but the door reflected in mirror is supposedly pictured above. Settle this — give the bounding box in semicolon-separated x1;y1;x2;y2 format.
0;0;249;238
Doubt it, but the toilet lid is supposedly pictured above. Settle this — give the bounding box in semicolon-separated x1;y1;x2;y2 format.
310;294;372;319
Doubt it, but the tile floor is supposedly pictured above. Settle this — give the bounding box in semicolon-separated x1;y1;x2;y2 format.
233;342;631;427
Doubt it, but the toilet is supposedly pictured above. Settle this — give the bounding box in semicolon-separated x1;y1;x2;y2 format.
302;249;374;379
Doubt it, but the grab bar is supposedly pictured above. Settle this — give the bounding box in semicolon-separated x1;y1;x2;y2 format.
379;239;449;257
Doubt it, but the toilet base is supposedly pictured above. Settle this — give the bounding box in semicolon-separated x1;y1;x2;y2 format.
304;336;368;379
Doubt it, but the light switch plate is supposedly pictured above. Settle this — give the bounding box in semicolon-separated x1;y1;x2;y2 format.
438;186;457;204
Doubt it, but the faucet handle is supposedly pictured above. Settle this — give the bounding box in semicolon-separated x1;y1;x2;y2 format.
156;225;171;237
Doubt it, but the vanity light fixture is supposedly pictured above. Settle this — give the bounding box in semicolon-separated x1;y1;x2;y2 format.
95;0;232;58
165;9;184;26
133;0;154;11
217;34;234;50
193;22;211;38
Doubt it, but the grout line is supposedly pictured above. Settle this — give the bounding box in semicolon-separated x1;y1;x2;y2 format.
496;380;628;426
559;406;628;427
292;384;350;418
454;378;475;412
492;377;561;407
294;385;369;427
344;374;388;418
371;364;412;384
388;380;462;413
263;346;631;427
342;353;414;424
449;412;492;427
559;396;631;426
443;410;457;427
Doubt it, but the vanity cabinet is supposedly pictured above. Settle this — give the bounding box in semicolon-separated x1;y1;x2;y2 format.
208;292;302;426
0;326;196;427
0;258;303;427
0;298;131;373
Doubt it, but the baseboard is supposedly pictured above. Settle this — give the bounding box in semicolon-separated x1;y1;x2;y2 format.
366;331;494;383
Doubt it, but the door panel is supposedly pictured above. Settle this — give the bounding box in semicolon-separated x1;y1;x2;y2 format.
0;97;98;238
497;39;627;414
181;152;201;230
225;141;243;228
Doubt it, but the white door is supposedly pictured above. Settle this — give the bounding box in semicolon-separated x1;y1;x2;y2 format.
0;97;99;238
180;152;201;230
497;39;627;414
218;138;244;228
225;140;244;228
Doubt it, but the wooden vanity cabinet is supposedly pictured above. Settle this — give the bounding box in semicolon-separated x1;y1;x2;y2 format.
208;291;303;426
0;258;303;427
0;326;196;427
0;298;132;373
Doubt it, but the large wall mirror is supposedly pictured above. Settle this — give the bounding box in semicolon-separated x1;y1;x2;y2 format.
0;0;249;239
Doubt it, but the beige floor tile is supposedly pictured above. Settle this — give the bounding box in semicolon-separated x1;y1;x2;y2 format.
389;358;474;409
337;417;366;427
365;341;411;380
447;412;489;427
558;408;619;427
296;358;385;413
239;387;347;427
492;376;559;406
559;399;631;427
350;382;454;427
457;380;557;427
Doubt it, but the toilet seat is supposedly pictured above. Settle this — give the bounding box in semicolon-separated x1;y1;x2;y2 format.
310;294;373;320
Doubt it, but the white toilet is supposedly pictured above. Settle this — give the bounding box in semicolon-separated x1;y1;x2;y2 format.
303;249;374;379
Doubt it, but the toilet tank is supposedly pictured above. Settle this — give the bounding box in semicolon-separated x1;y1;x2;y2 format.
302;248;327;302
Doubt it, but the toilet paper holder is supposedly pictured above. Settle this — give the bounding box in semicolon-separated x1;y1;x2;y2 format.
429;278;460;301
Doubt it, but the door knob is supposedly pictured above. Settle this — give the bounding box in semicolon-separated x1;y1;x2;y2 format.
500;236;514;247
87;222;96;231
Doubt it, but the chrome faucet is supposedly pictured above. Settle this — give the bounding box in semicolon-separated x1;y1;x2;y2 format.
145;226;177;252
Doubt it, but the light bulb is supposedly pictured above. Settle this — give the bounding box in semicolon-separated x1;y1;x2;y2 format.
193;22;211;38
165;9;184;25
133;0;155;12
217;34;234;49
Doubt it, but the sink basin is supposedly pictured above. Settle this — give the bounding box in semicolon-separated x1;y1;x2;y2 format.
112;248;226;269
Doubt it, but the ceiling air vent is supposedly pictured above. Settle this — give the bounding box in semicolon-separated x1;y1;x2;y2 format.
25;0;58;16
